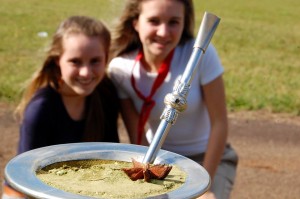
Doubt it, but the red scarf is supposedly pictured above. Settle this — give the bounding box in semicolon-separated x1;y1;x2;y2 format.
131;50;174;145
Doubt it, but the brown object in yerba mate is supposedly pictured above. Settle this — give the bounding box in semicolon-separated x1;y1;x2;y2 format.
122;158;172;182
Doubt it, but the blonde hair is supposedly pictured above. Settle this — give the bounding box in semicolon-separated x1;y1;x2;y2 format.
15;16;111;141
109;0;195;58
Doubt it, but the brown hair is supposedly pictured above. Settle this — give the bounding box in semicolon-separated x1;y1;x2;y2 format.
109;0;195;58
15;15;111;141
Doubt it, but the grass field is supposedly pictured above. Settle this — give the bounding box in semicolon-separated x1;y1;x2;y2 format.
0;0;299;115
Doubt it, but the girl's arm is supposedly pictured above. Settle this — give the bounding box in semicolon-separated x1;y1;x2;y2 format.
18;96;54;153
201;75;228;180
120;98;143;144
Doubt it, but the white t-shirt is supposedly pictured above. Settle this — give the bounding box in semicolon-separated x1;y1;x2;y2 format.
108;39;224;156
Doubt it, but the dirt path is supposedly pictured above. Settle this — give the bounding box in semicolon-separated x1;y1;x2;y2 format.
1;103;299;198
228;111;300;198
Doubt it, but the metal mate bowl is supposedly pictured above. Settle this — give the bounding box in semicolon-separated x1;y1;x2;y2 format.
5;142;210;199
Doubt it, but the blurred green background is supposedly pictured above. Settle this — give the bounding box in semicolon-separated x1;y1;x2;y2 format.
0;0;299;115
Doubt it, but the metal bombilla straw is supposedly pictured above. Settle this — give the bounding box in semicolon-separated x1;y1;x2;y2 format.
142;12;221;164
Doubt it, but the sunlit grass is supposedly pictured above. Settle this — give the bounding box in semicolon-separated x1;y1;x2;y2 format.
0;0;299;115
197;0;300;115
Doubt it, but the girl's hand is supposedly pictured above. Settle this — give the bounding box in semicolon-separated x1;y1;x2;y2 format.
197;191;217;199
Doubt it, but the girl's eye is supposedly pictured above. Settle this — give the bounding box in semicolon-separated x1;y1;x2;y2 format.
91;58;102;65
169;20;180;26
148;18;160;25
70;59;81;66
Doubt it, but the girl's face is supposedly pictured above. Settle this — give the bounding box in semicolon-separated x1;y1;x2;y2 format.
58;33;106;97
134;0;185;61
